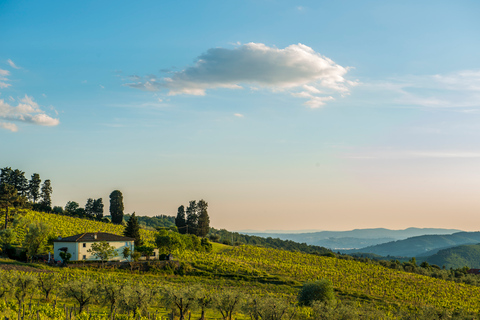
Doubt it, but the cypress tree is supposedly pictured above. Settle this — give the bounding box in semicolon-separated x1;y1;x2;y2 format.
109;190;124;224
185;200;198;235
175;205;187;234
40;179;52;210
197;199;210;237
124;212;142;246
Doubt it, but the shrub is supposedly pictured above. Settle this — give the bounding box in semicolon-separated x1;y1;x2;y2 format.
298;279;335;306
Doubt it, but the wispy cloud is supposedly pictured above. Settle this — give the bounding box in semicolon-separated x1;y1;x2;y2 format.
0;95;60;131
234;113;244;118
7;59;20;69
126;43;356;108
343;149;480;160
366;70;480;108
0;69;11;88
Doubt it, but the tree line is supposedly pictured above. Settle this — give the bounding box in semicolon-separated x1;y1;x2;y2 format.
175;200;210;237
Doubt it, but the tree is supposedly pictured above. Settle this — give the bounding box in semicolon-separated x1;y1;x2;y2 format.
197;199;210;237
93;198;104;220
12;273;37;305
40;179;52;210
28;173;41;203
109;190;124;224
122;247;141;272
62;278;97;313
0;228;16;257
162;285;201;320
124;212;142;246
64;201;79;215
214;289;244;320
85;198;95;218
0;167;13;186
175;205;187;234
155;229;184;254
23;222;51;262
186;200;198;235
120;282;153;317
0;183;24;229
37;273;57;302
11;169;28;197
59;251;72;265
87;241;118;267
298;279;336;307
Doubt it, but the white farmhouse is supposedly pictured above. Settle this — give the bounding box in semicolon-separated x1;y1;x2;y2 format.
53;232;135;262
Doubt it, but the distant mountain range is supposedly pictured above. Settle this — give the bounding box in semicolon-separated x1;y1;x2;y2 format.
241;227;462;250
342;232;480;258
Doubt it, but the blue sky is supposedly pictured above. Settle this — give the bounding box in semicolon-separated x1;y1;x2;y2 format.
1;0;480;231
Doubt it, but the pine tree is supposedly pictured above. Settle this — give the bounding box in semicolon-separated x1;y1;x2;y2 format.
175;205;187;234
85;198;95;218
0;184;24;229
185;200;198;235
93;198;104;220
28;173;41;203
109;190;124;224
40;180;52;210
12;169;28;196
124;212;142;246
197;199;210;237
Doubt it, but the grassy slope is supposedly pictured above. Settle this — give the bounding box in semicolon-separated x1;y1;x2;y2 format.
425;244;480;269
7;210;480;314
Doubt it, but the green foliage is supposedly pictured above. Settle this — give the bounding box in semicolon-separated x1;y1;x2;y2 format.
162;285;201;320
28;173;41;203
59;251;72;265
186;200;198;235
123;212;142;246
87;241;118;265
0;183;24;229
40;179;52;210
213;289;244;320
62;278;97;313
175;205;187;234
22;221;51;261
298;279;336;306
155;229;185;254
109;190;124;224
197;199;210;237
0;228;15;255
201;237;213;252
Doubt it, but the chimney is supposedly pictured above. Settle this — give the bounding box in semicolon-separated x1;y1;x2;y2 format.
57;236;62;240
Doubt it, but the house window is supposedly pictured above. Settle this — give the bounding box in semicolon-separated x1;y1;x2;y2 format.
152;252;156;256
82;255;86;260
83;243;86;248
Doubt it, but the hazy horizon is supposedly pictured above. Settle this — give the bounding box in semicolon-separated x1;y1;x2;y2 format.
2;1;480;232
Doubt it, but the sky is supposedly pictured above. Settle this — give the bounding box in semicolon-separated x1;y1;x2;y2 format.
1;0;480;231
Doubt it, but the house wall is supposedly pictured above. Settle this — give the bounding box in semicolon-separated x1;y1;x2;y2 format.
53;242;78;262
54;241;135;262
77;241;135;262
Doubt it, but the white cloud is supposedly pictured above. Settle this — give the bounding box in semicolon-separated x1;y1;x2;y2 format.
7;59;20;69
0;95;60;131
234;113;244;118
0;122;18;132
126;43;354;108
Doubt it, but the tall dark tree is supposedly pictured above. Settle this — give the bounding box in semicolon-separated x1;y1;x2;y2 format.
175;205;187;234
124;212;142;246
185;200;198;235
28;173;41;203
197;199;210;237
0;184;24;229
40;179;52;210
93;198;104;220
0;167;13;186
109;190;124;224
85;198;95;218
11;169;28;196
64;201;80;215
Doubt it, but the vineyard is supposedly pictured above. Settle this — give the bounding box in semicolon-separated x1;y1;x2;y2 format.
2;210;480;319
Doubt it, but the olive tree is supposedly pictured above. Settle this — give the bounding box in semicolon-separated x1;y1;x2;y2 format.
87;241;117;267
214;289;244;320
162;285;201;320
62;278;97;313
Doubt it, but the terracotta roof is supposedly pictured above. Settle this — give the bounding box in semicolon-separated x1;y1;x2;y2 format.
53;232;135;242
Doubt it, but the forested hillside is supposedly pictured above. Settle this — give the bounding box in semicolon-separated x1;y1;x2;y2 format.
343;232;480;257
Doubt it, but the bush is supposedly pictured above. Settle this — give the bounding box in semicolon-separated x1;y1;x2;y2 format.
298;279;335;306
